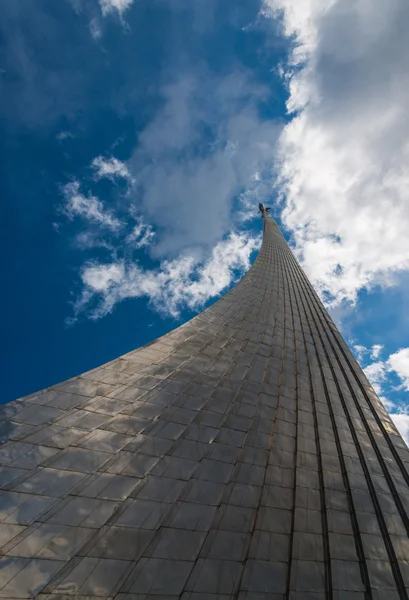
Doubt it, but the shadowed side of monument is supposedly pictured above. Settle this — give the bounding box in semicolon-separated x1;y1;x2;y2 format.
0;212;409;599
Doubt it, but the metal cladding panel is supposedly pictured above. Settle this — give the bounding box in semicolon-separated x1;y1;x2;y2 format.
1;215;409;599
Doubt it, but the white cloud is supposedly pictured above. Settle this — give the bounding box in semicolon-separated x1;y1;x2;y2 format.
63;181;122;231
263;0;409;307
65;69;278;320
363;347;409;395
82;262;124;291
353;344;367;363
379;396;396;413
125;218;155;249
91;156;131;181
56;131;74;141
358;345;409;445
99;0;134;17
370;344;383;360
387;348;409;391
353;343;383;364
129;71;279;258
390;413;409;446
89;17;102;40
73;231;261;320
363;361;387;395
75;231;113;251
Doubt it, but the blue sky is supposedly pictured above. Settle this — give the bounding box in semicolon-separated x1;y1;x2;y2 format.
2;0;409;441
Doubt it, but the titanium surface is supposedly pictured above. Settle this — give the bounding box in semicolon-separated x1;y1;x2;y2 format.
1;214;409;599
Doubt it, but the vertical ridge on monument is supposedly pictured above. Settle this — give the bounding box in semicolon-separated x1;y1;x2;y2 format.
1;208;409;599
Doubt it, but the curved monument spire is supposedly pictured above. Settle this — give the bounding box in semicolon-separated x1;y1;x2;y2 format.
1;211;409;598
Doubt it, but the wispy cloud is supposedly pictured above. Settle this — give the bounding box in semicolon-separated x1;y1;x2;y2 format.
358;344;409;444
91;156;132;182
363;361;388;396
379;396;396;414
353;344;368;363
62;69;278;322
361;345;409;394
99;0;134;18
74;231;113;251
89;17;102;40
353;343;384;364
56;131;74;141
125;218;155;249
370;344;383;360
72;231;261;320
62;181;123;231
387;348;409;392
129;71;279;258
263;0;409;307
390;413;409;446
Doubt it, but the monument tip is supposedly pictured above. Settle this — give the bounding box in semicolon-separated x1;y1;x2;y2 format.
258;202;271;215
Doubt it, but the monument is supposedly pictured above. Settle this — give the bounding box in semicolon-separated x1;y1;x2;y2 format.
1;208;409;598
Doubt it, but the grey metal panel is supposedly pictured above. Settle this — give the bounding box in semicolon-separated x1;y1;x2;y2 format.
1;214;409;598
